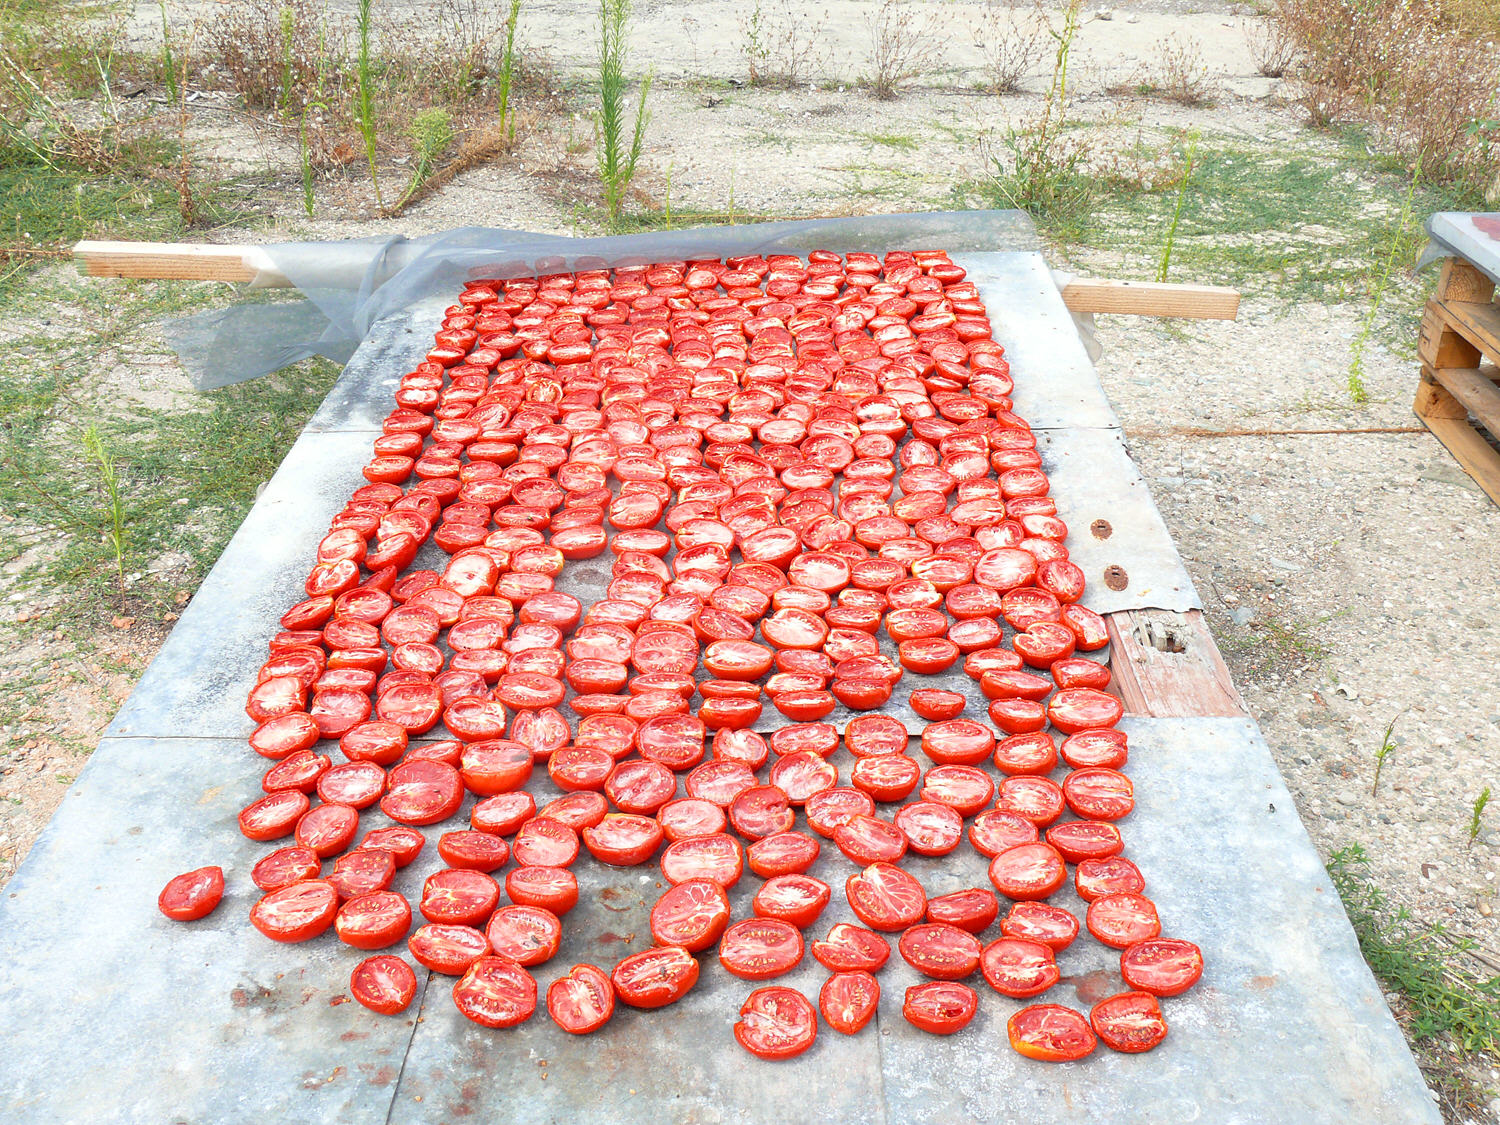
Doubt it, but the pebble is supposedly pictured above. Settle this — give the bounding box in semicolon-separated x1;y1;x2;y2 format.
1335;791;1358;807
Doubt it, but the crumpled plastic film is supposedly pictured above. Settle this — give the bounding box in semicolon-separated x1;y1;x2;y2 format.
1418;211;1500;284
167;211;1040;389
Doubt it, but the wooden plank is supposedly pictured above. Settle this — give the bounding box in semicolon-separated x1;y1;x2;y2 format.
1434;297;1500;364
1106;609;1248;718
73;240;278;284
1429;364;1500;435
1419;301;1482;369
1060;277;1239;320
1414;369;1468;420
1437;257;1495;303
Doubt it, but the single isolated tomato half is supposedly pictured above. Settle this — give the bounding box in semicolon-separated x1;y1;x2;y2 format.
734;986;818;1060
158;865;225;921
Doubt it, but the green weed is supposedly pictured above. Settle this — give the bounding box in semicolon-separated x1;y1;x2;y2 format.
354;0;383;211
1157;131;1197;283
497;0;524;143
298;113;315;217
595;0;652;225
81;424;128;610
1469;788;1491;847
1348;156;1421;404
1328;844;1500;1053
1372;713;1401;796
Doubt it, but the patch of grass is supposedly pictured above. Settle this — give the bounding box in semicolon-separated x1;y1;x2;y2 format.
860;131;918;151
1075;137;1466;308
1469;789;1491;848
1329;844;1500;1057
0;276;337;624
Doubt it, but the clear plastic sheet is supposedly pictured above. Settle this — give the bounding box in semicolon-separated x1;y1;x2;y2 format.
168;211;1039;389
1418;211;1500;284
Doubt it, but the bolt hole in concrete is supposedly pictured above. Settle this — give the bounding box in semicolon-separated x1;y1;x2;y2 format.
1090;518;1114;539
1103;564;1129;591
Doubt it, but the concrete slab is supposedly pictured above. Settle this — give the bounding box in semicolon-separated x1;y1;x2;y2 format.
0;735;428;1125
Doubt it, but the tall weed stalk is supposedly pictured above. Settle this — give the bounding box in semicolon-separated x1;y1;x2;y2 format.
82;424;128;611
354;0;383;211
1348;156;1421;403
1157;131;1197;282
596;0;651;225
497;0;523;142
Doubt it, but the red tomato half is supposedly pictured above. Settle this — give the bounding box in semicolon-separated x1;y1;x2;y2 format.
820;970;880;1035
988;843;1069;901
734;987;818;1060
453;956;537;1028
1120;938;1204;997
611;946;700;1009
903;980;978;1035
250;879;339;942
650;880;732;952
1008;1004;1098;1062
547;964;616;1034
752;874;832;930
719;918;805;980
158;866;224;921
1090;991;1168;1053
351;954;418;1015
899;923;982;980
846;862;926;932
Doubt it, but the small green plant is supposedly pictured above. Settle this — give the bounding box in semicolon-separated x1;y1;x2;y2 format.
1469;787;1491;847
404;108;453;198
354;0;383;212
1328;844;1500;1052
497;0;524;143
988;0;1090;221
1348;155;1421;403
298;112;315;217
1157;130;1198;283
1371;713;1401;796
595;0;652;225
82;424;128;611
159;0;179;104
743;0;769;84
278;6;296;111
740;0;825;88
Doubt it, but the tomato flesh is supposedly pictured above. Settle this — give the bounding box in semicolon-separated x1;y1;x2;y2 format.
158;866;225;921
734;987;818;1060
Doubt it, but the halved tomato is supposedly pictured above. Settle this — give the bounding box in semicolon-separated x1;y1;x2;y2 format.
1090;991;1169;1053
734;986;818;1060
1008;1004;1097;1061
1120;938;1203;997
650;880;732;952
903;980;978;1035
453;955;537;1028
719;918;805;980
351;954;418;1015
547;963;616;1034
846;862;926;932
899;923;982;980
820;970;880;1035
611;946;700;1009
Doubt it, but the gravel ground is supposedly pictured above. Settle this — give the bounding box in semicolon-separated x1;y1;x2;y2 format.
3;0;1498;1113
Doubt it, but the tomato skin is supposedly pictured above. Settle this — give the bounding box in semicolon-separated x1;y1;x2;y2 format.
158;866;225;921
547;964;616;1034
902;980;978;1035
350;955;419;1016
453;956;538;1028
820;971;880;1035
734;987;819;1060
1008;1004;1098;1062
611;946;701;1009
1090;991;1169;1053
1120;938;1204;997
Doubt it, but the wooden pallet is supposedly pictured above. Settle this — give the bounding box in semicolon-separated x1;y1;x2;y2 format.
1415;258;1500;506
1106;608;1248;719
